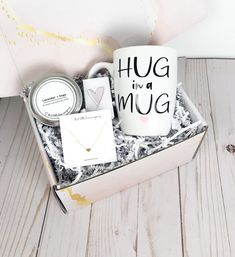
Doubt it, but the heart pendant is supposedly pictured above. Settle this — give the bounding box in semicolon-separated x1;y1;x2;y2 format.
86;148;91;152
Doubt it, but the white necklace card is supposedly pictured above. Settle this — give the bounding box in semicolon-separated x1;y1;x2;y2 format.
83;77;114;118
60;109;117;167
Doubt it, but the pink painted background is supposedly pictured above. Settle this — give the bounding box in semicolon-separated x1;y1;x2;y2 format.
0;0;207;97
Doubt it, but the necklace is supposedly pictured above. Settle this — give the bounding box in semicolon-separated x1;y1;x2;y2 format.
65;120;109;152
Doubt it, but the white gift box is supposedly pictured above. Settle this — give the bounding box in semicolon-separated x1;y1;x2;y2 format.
23;86;207;213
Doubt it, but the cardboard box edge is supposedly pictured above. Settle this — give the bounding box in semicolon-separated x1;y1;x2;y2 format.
23;86;208;213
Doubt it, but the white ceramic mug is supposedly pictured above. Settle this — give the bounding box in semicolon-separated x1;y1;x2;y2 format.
88;45;177;136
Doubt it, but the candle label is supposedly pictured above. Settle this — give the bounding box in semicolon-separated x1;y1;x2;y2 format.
34;79;77;120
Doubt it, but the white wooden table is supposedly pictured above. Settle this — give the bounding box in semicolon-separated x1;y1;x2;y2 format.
0;59;234;257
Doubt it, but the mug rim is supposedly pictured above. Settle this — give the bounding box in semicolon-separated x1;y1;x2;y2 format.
114;45;177;55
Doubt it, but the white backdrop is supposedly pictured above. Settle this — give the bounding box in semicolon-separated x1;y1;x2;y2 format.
165;0;235;57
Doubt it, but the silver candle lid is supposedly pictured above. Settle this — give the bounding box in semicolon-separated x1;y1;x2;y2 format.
29;74;83;126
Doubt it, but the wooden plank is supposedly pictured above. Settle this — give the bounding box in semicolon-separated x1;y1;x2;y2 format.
0;97;24;172
179;59;231;257
137;170;182;257
178;57;186;84
0;97;50;257
86;187;138;257
206;59;235;256
37;194;91;257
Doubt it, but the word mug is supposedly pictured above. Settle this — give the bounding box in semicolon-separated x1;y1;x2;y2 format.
88;46;177;136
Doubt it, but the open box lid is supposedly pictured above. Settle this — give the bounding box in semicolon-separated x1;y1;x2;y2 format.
0;0;207;98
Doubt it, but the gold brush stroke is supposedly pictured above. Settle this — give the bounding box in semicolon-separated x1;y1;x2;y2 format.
42;156;52;172
17;24;36;33
0;0;19;22
0;0;114;54
63;187;92;206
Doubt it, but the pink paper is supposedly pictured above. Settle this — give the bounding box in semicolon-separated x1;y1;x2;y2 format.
0;0;207;97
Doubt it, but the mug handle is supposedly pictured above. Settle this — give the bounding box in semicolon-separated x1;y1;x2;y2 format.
88;62;113;78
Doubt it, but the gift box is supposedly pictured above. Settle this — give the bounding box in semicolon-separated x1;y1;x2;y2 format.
22;83;207;213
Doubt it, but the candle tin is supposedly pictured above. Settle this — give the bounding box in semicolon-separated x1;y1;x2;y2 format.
28;74;83;126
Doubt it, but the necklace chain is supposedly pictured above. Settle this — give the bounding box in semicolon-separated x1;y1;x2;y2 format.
65;120;109;152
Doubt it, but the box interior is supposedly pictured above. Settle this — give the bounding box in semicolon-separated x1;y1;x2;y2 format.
23;85;207;191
